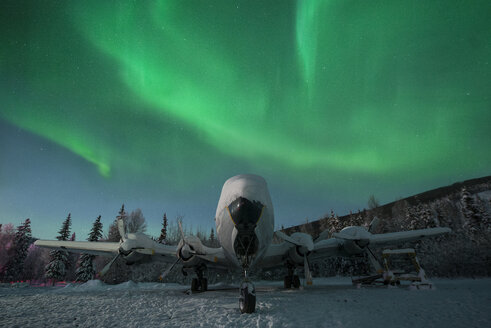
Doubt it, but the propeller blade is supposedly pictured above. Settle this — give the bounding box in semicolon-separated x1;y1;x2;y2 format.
304;255;313;286
275;231;314;252
117;217;126;241
366;246;383;273
99;252;120;277
368;217;380;233
178;220;186;241
275;231;300;245
159;257;181;281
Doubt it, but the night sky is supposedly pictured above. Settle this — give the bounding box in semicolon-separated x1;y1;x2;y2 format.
1;1;490;240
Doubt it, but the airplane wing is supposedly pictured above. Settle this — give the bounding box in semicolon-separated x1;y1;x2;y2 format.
260;226;451;268
35;233;229;268
367;227;451;247
34;240;120;257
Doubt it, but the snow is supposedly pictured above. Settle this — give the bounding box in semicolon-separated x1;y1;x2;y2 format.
1;277;490;328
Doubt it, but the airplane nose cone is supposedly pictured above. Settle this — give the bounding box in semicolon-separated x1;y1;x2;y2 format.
227;197;264;230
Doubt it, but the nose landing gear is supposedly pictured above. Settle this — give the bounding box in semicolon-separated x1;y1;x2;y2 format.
239;270;256;314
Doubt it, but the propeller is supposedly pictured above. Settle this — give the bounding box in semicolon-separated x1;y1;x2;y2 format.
98;214;126;277
159;219;196;280
275;231;314;286
332;224;384;273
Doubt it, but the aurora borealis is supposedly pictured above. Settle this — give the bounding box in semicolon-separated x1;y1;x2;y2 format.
1;0;490;239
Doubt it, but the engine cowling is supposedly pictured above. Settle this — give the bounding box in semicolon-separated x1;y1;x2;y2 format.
177;235;204;266
285;232;314;265
120;249;145;264
335;226;371;255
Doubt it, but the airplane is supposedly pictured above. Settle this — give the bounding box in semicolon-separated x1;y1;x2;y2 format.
35;174;451;313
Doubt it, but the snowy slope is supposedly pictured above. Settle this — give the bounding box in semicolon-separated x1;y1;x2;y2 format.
1;278;490;328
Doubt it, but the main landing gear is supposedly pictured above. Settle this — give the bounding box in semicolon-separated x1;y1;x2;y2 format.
239;270;256;314
284;263;300;289
190;265;208;293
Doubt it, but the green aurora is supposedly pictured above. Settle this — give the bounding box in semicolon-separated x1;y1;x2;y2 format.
1;0;490;237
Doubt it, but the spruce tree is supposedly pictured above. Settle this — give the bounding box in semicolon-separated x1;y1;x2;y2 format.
76;216;103;282
158;213;168;244
45;213;72;282
209;228;215;246
329;210;342;234
405;205;417;230
476;196;491;232
461;187;481;234
0;218;32;282
419;203;435;228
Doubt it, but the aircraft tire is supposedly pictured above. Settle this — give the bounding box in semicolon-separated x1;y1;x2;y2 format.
239;284;256;314
191;278;199;292
201;278;208;291
292;275;300;288
284;276;292;289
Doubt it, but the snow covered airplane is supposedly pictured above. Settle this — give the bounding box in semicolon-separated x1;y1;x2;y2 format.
35;174;451;313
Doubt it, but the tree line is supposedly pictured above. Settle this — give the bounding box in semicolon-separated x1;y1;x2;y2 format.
1;185;489;284
0;205;218;284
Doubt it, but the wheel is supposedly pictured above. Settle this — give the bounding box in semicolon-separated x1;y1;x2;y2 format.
239;282;256;314
292;275;300;288
191;278;199;292
201;278;208;291
284;276;292;289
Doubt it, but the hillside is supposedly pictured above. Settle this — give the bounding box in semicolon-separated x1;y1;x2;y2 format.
282;175;491;277
283;175;491;237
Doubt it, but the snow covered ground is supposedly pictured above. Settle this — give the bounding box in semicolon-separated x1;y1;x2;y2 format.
1;277;490;328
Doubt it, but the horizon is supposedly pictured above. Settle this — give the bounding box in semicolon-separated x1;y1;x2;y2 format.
2;173;488;240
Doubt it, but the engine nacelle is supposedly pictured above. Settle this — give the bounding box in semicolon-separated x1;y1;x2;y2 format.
285;232;314;265
336;226;371;256
121;250;145;265
177;235;205;266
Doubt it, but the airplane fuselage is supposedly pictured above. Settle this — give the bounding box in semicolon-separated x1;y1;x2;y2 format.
215;174;274;270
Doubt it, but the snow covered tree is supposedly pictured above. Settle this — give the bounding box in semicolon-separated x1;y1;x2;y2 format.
476;195;491;233
405;205;418;230
414;203;435;229
158;213;168;244
209;228;215;244
0;219;32;282
45;213;72;283
0;223;15;279
329;210;342;234
126;208;147;233
88;215;103;242
368;195;379;210
76;216;103;282
23;244;50;281
461;187;481;235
